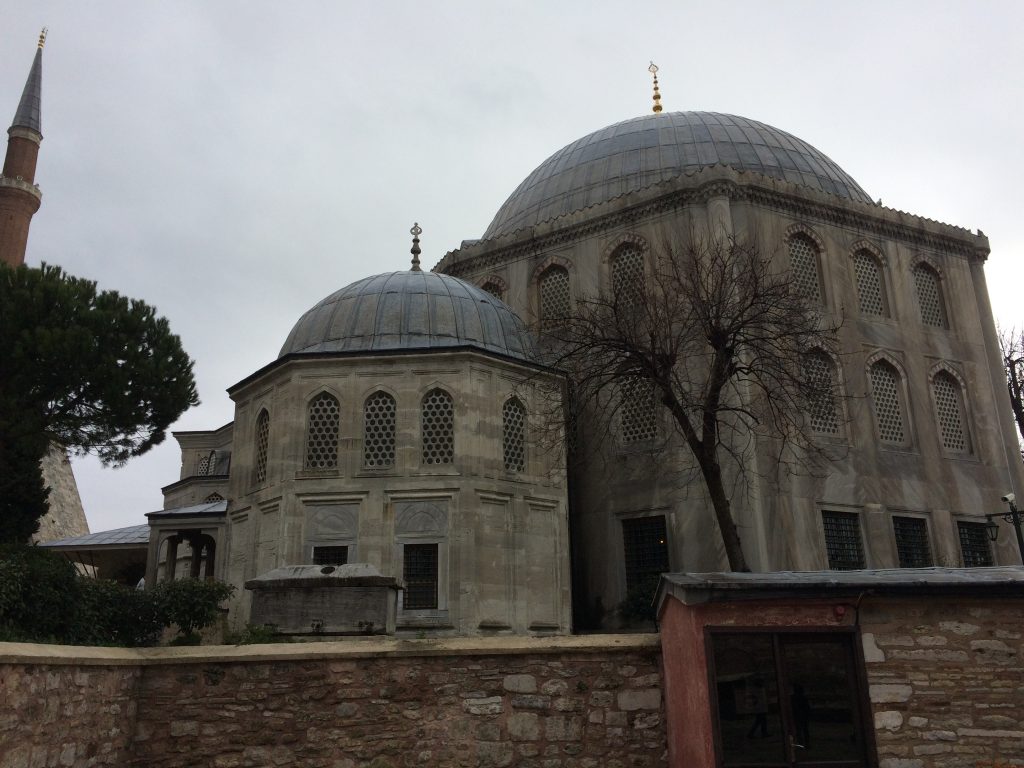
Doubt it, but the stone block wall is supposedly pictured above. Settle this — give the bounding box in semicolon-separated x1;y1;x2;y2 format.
862;598;1024;768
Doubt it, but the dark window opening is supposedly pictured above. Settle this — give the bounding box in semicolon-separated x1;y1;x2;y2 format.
893;516;932;568
312;545;348;566
622;516;669;594
822;511;865;570
403;543;438;610
958;521;994;567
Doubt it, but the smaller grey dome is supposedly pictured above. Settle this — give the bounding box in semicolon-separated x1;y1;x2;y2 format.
280;271;537;362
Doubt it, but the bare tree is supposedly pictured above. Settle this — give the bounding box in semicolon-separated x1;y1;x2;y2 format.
542;234;840;572
999;327;1024;451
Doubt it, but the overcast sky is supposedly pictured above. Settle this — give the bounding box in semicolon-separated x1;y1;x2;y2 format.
4;1;1024;533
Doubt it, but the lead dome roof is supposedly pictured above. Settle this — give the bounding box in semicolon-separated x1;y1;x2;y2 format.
484;111;872;239
280;270;537;362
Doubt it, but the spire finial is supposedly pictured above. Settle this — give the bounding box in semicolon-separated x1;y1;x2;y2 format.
410;222;422;271
38;28;47;49
648;61;663;114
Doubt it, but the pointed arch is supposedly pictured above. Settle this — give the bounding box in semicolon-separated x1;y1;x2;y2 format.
911;259;947;328
253;408;270;484
305;391;340;469
803;348;841;436
421;388;455;465
930;365;971;453
478;275;507;301
866;355;910;446
364;390;397;468
502;396;527;472
851;246;889;317
785;227;824;303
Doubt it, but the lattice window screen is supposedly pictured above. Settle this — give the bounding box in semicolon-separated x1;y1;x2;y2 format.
421;389;455;465
253;410;270;484
913;264;946;328
481;281;504;301
822;511;865;570
363;391;397;468
203;492;224;503
957;521;993;567
933;372;967;452
870;362;906;443
611;244;644;302
621;377;657;444
622;516;670;592
539;266;570;321
305;393;340;469
204;451;218;475
403;543;439;609
197;454;210;476
502;398;526;472
804;352;840;435
788;234;822;303
854;250;886;316
893;516;933;568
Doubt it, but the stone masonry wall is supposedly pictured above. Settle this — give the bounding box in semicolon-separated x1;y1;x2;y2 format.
862;598;1024;768
0;635;664;768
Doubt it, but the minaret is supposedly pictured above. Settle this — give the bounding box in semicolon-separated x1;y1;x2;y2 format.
0;30;45;267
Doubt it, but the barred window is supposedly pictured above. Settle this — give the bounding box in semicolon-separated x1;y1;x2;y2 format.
893;516;932;568
502;397;526;472
622;516;670;593
364;391;397;468
403;543;438;610
958;521;994;567
204;451;218;475
203;492;224;503
611;244;644;303
933;372;968;452
305;392;340;470
197;453;210;476
804;351;840;435
788;233;822;303
912;263;946;328
539;265;570;322
421;389;454;465
869;361;907;444
480;280;504;301
312;545;348;566
253;409;270;484
822;510;865;570
854;250;887;317
620;377;657;444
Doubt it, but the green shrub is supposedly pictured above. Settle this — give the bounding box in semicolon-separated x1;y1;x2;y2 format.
0;543;81;642
618;575;660;627
148;578;235;637
225;623;291;645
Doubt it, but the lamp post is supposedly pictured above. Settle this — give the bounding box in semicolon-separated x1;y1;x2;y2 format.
986;495;1024;564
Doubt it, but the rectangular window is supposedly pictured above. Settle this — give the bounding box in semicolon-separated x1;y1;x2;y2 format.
958;521;994;567
622;516;670;593
893;516;932;568
403;543;438;610
821;510;865;570
312;545;348;566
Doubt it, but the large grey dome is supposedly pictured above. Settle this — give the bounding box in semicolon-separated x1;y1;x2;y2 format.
280;271;537;362
484;111;872;239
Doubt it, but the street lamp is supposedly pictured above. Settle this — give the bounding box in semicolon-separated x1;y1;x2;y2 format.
985;493;1024;564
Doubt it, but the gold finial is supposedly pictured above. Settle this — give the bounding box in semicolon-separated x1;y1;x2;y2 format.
410;222;423;272
648;61;662;114
38;27;48;49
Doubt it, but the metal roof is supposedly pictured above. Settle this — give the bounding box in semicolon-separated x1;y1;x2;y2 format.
11;47;42;135
146;500;227;519
484;111;872;239
41;524;149;549
279;270;537;362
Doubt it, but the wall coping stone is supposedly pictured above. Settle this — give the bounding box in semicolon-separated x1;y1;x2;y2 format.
0;633;660;667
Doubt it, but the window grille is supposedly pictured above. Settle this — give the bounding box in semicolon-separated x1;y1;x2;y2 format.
305;392;340;470
621;377;657;444
421;389;454;465
957;521;994;567
204;451;218;475
622;516;670;593
822;510;865;570
197;454;210;476
403;543;438;609
912;263;946;328
203;492;224;503
869;361;906;444
611;244;644;302
312;545;348;566
893;516;932;568
363;391;397;468
539;266;570;322
502;397;526;472
933;372;968;452
481;281;504;301
804;351;840;435
788;234;822;303
854;250;886;316
253;410;270;484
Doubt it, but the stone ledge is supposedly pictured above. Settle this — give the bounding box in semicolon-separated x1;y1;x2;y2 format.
0;633;661;667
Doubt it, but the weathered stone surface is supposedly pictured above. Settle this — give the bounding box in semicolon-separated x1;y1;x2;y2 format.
875;711;903;731
503;674;537;693
870;684;913;703
508;712;540;741
616;689;661;711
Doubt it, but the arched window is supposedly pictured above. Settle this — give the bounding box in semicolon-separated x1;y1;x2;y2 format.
421;389;454;465
364;391;397;468
204;492;224;503
621;377;657;444
804;351;840;435
502;397;526;472
853;250;887;317
788;233;823;303
912;262;947;328
611;244;644;303
869;361;907;444
480;280;504;301
538;265;570;322
932;371;969;452
253;409;270;484
305;392;340;469
197;453;210;476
